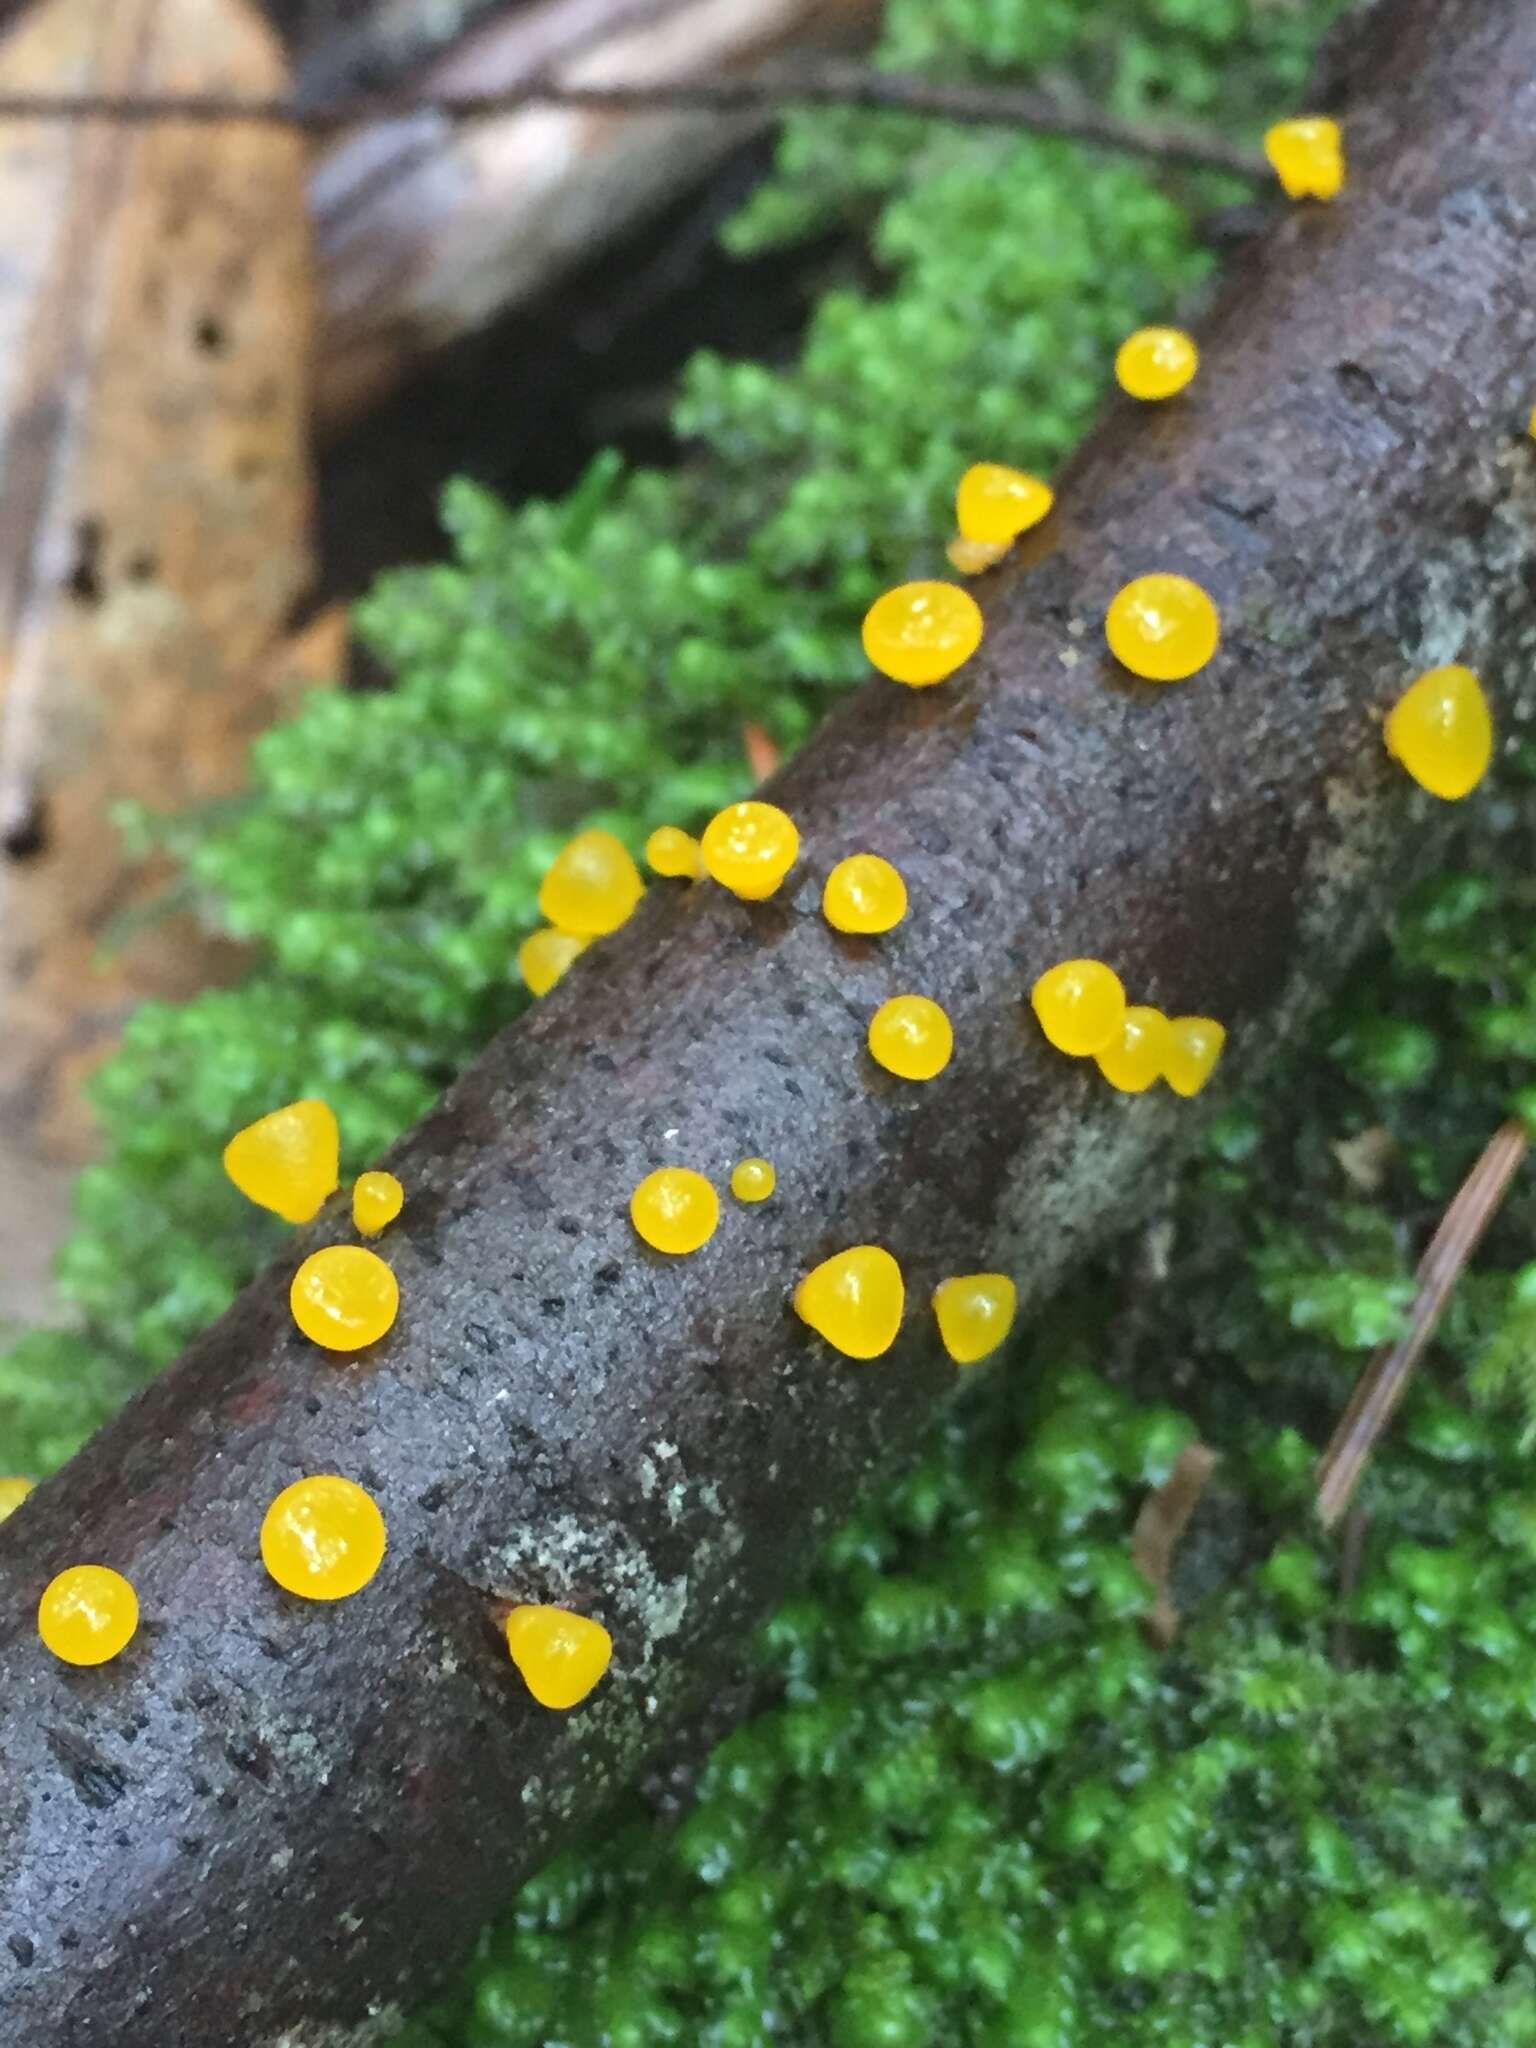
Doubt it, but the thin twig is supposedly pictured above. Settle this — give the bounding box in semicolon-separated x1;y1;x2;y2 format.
1329;1503;1368;1668
0;66;1266;180
1315;1118;1529;1530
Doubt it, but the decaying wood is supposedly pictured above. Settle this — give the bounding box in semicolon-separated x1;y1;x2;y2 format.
4;1;1536;2040
0;0;314;1309
1133;1441;1219;1648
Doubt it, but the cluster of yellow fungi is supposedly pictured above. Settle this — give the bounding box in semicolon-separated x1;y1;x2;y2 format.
15;108;1506;1709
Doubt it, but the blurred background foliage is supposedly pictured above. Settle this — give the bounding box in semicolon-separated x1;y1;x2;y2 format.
19;1;1536;2041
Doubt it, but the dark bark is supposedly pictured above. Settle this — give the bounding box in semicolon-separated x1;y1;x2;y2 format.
6;1;1536;2039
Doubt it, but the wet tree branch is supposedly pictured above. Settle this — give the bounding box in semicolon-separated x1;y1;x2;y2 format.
4;2;1536;2042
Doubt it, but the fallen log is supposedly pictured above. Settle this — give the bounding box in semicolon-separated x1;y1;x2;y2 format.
4;0;1536;2040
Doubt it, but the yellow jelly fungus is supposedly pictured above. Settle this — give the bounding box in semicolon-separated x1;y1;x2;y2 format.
730;1157;776;1203
822;853;908;935
947;535;1009;577
1095;1005;1174;1094
0;1476;34;1524
700;800;800;901
862;580;983;688
38;1565;139;1667
645;825;702;879
1383;664;1493;801
518;926;589;998
261;1475;386;1601
223;1098;339;1225
505;1604;613;1710
868;995;954;1082
1163;1016;1227;1098
1115;326;1199;402
1031;958;1127;1058
290;1244;400;1353
352;1170;404;1236
1528;406;1536;441
537;828;644;937
1264;116;1345;201
630;1167;720;1255
794;1245;904;1360
932;1273;1017;1366
955;463;1054;547
1105;573;1220;683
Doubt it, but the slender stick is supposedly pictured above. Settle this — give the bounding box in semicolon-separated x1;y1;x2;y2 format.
0;67;1266;179
1315;1119;1529;1530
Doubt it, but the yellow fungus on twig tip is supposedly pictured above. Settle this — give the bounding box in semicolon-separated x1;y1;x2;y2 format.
352;1171;404;1236
223;1098;340;1224
518;927;589;997
291;1244;400;1352
862;580;983;687
1115;327;1198;401
700;801;799;901
505;1604;613;1709
645;825;702;879
730;1157;776;1203
1105;574;1219;682
0;1476;34;1524
631;1167;720;1254
1264;116;1344;201
1384;665;1492;800
1031;959;1127;1058
537;828;644;937
38;1565;139;1666
795;1245;905;1359
932;1274;1017;1365
261;1476;386;1601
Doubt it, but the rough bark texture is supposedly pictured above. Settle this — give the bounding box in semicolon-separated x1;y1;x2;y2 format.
6;1;1536;2039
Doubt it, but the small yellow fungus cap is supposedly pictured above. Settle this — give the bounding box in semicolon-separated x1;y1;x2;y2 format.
645;825;702;879
955;463;1054;547
1527;405;1536;441
261;1475;386;1601
506;1604;613;1710
730;1157;776;1203
1264;116;1345;201
1115;326;1199;402
291;1244;400;1352
1095;1006;1173;1094
1105;574;1219;683
537;828;644;937
518;927;589;997
823;853;908;936
0;1476;34;1524
700;800;800;901
630;1167;720;1255
794;1245;905;1360
932;1274;1017;1365
223;1098;340;1225
947;535;1010;577
38;1565;139;1666
1163;1016;1227;1098
868;995;954;1082
1383;664;1493;800
352;1170;404;1236
862;581;983;687
1031;959;1127;1058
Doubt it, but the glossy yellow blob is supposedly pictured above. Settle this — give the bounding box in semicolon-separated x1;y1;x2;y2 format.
1031;959;1127;1058
730;1157;776;1203
822;853;908;935
223;1098;339;1224
261;1475;386;1601
518;927;589;998
1264;116;1345;201
505;1604;613;1710
1163;1016;1227;1098
1528;405;1536;441
630;1167;720;1255
794;1245;904;1360
862;581;983;687
1383;665;1493;800
0;1476;34;1524
645;825;702;880
947;535;1009;577
1095;1005;1173;1094
290;1244;400;1352
1105;574;1219;682
868;995;953;1082
38;1565;139;1666
955;463;1054;546
352;1171;404;1236
932;1273;1017;1366
1115;326;1199;401
537;828;644;937
700;801;800;901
